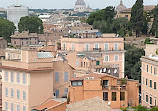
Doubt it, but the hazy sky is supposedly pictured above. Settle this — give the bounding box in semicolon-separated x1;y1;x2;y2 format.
0;0;158;9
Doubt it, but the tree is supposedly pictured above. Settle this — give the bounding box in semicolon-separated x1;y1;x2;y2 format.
150;5;158;36
130;0;144;37
87;6;116;25
150;107;158;111
18;16;44;34
133;105;148;111
0;18;15;42
125;44;145;82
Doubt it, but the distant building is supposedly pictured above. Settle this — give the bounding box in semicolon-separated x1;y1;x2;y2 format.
11;31;39;47
74;0;93;12
61;34;125;78
141;38;158;108
7;5;29;29
0;37;7;59
68;73;139;109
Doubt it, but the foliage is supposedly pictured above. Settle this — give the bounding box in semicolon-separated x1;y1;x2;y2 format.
142;12;150;35
0;18;15;42
18;16;44;34
125;44;145;82
120;107;128;111
87;6;115;25
130;0;144;37
144;38;150;44
150;107;158;111
119;78;127;86
133;105;148;111
150;5;158;36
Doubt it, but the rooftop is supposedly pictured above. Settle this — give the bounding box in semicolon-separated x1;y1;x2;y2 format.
66;97;112;111
36;98;67;110
11;31;38;38
75;0;86;6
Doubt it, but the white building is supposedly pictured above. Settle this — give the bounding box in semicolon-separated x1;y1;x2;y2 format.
7;5;29;29
74;0;92;12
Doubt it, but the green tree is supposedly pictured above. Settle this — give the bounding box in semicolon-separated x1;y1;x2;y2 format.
134;105;148;111
150;107;158;111
18;16;44;34
0;18;15;42
130;0;144;37
87;6;115;25
125;44;145;81
150;5;158;36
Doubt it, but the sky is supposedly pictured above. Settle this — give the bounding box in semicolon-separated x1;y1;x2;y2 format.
0;0;158;9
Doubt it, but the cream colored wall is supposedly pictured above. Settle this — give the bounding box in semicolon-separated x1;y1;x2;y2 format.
53;61;73;98
29;71;53;110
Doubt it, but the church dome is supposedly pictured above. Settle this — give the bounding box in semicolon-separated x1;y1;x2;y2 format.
116;0;126;12
75;0;86;6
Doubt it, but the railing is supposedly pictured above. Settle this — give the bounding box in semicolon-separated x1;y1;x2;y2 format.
83;48;123;52
102;85;127;90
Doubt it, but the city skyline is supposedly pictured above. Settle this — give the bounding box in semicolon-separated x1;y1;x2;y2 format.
0;0;158;9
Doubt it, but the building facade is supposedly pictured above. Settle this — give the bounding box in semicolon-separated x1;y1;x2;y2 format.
61;35;125;78
7;5;29;29
1;48;54;111
69;73;139;109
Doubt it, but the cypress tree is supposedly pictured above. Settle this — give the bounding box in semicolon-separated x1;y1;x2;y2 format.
130;0;144;37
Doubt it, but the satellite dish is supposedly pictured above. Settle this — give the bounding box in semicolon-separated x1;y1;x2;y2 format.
100;69;102;73
108;101;111;106
108;70;110;73
114;69;117;74
103;68;106;72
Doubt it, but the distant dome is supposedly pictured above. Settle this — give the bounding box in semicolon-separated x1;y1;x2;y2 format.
116;0;126;12
75;0;86;6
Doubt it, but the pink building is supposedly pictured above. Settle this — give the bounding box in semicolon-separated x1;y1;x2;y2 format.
60;34;125;78
1;48;54;111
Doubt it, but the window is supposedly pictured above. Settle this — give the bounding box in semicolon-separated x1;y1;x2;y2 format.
146;78;148;86
63;43;66;50
120;92;125;101
150;96;152;105
154;82;157;89
114;43;118;50
5;102;8;111
64;72;68;82
56;90;59;97
147;65;149;72
5;71;8;82
64;88;68;95
23;90;26;100
104;44;109;51
23;106;26;111
94;43;99;49
114;55;119;62
11;72;14;83
143;92;145;100
17;73;20;83
73;74;76;78
104;55;109;62
11;103;14;111
143;77;144;84
11;88;14;98
84;43;89;51
72;81;82;86
76;59;79;66
151;66;153;74
5;87;8;97
55;72;59;82
112;92;116;101
146;94;148;102
17;105;19;111
103;80;109;86
150;80;152;88
143;64;145;71
71;43;75;51
154;68;157;75
17;89;20;99
23;73;26;84
96;61;100;66
103;92;108;101
155;97;157;106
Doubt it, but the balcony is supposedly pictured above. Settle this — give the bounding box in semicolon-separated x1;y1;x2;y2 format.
120;86;127;90
111;86;119;90
102;85;109;90
83;48;123;52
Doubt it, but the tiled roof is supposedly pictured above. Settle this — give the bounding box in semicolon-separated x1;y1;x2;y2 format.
37;52;54;58
66;97;112;111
